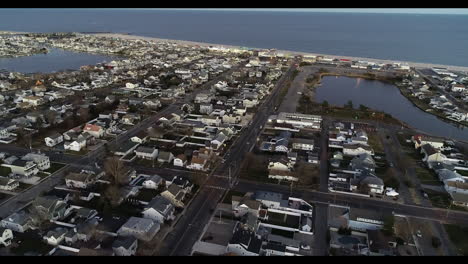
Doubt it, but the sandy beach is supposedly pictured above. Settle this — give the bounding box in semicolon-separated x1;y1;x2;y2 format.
92;33;468;73
3;30;468;73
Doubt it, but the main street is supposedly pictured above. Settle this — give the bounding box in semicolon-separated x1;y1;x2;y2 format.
157;59;300;256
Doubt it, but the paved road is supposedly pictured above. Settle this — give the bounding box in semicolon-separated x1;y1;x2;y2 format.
0;60;248;220
157;59;300;256
415;68;468;113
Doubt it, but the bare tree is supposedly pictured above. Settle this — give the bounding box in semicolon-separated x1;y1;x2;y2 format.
104;184;122;207
104;156;130;186
78;107;90;123
45;110;58;125
28;204;51;230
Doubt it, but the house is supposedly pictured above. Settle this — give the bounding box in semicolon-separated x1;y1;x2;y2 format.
64;137;87;152
268;161;293;172
45;133;64;147
187;156;208;171
359;171;385;196
142;174;164;190
117;217;160;242
113;141;139;157
157;151;174;164
83;124;104;138
0;228;13;247
0;177;19;191
130;131;148;144
0;211;32;233
420;144;447;167
173;154;188;167
43;227;68;246
65;171;101;189
343;143;374;156
412;135;445;150
142;196;176;224
1;160;39;177
135;146;158;160
226;223;262;256
161;184;186;208
231;195;261;218
32;196;68;221
268;169;297;182
350;153;376;173
445;181;468;207
121;114;141;125
169;176;194;193
290;138;315;151
21;153;50;171
451;84;466;93
112;236;138;256
210;132;228;150
199;104;213;115
22;96;44;107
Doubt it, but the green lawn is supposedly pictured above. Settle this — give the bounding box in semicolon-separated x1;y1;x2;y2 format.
444;224;468;256
427;192;452;208
0;166;12;177
44;163;66;174
135;189;161;202
415;168;442;186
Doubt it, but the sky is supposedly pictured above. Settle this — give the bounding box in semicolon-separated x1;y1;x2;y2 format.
163;8;468;15
6;8;468;15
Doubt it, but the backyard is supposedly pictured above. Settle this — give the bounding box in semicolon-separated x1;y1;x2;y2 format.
444;224;468;256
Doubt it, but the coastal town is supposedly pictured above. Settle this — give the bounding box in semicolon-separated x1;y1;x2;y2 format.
0;31;468;256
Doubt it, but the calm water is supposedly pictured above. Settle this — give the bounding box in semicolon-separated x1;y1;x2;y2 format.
315;76;468;141
1;9;468;67
0;48;119;73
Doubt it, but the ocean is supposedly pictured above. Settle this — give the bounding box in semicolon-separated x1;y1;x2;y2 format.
1;9;468;67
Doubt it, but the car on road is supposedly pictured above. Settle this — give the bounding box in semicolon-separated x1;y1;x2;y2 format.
300;243;311;250
389;162;394;168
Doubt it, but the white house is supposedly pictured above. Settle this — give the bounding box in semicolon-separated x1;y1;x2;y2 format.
173;154;188;167
187;156;208;171
83;124;104;138
21;153;50;171
451;84;466;93
343;143;374;156
112;236;138;256
45;133;64;147
43;227;68;246
0;228;13;247
1;160;39;177
134;146;158;160
142;174;164;190
0;177;19;191
0;211;32;233
142;196;176;224
117;217;160;242
290;138;315;151
64;137;86;152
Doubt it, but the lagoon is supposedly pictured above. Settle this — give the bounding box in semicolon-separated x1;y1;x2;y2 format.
315;76;468;141
0;48;119;74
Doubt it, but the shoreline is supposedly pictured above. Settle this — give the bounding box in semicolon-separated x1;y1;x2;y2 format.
3;30;468;72
91;33;468;73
